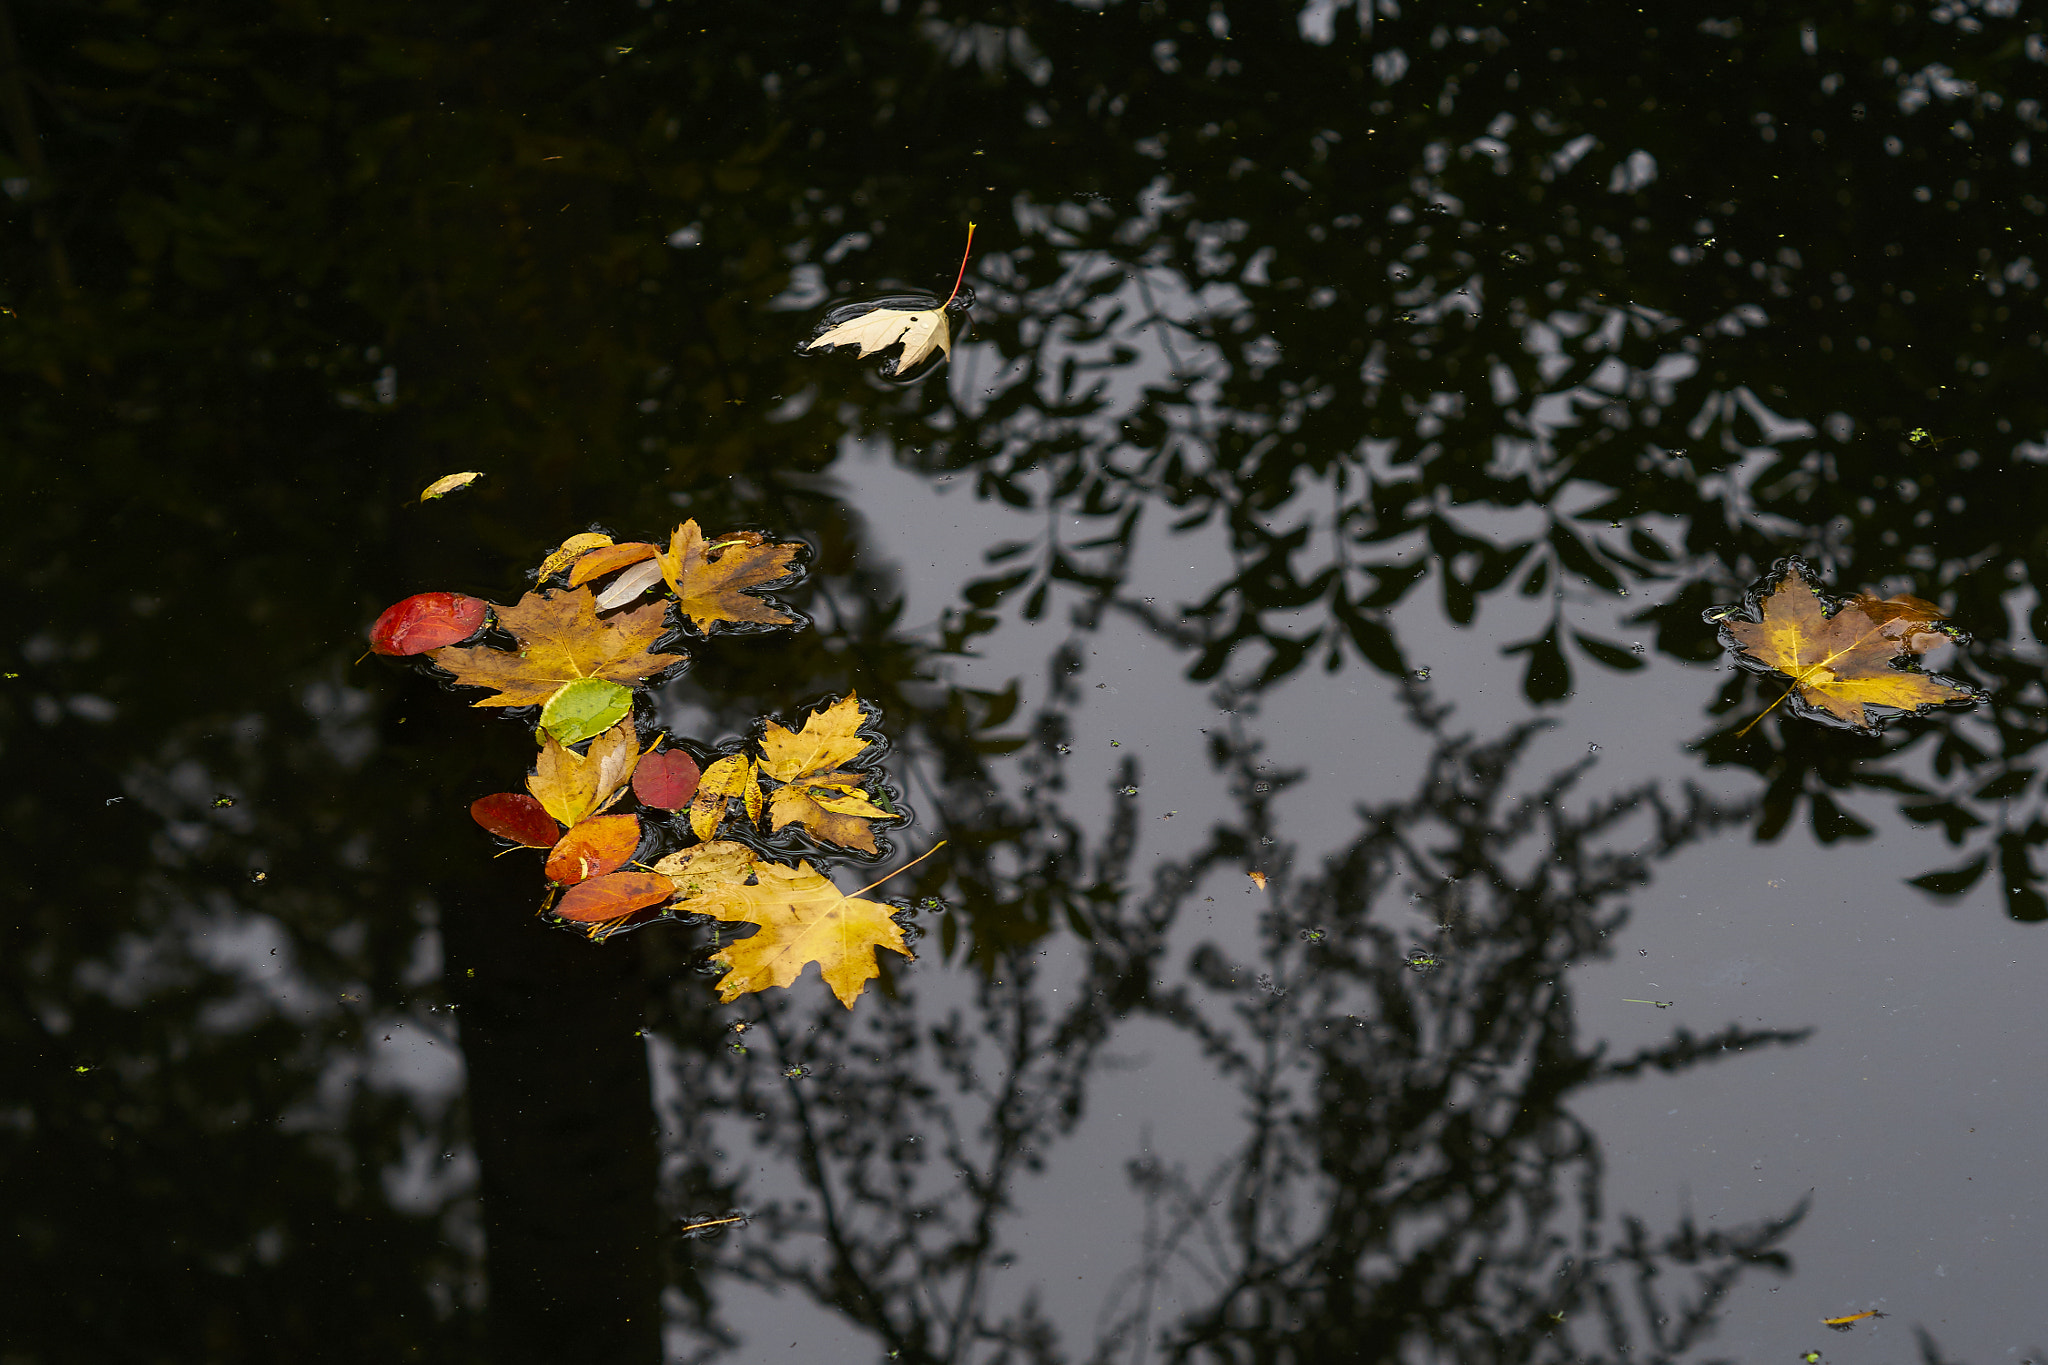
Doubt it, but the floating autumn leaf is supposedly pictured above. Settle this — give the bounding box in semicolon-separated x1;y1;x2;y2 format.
757;694;894;853
656;521;803;633
369;591;488;656
1249;871;1267;890
567;540;659;588
544;813;642;884
470;792;560;848
699;858;911;1007
803;225;975;380
527;719;640;827
538;675;634;747
632;748;701;810
429;588;685;707
803;297;958;376
553;870;673;925
419;471;483;502
537;531;614;580
1710;558;1981;735
690;752;763;843
651;839;757;907
1822;1309;1886;1331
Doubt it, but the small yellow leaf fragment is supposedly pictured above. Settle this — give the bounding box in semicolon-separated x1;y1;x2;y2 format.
1822;1309;1885;1330
690;754;761;843
1249;871;1268;890
419;471;484;502
538;531;616;579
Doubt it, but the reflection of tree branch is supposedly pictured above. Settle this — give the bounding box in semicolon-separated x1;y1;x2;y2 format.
1088;689;1808;1364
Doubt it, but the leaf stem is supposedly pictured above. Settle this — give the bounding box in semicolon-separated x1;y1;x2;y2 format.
850;839;948;900
942;224;977;308
1734;679;1800;738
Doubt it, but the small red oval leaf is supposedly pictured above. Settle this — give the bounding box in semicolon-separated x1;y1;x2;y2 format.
370;592;488;655
554;870;673;923
632;749;702;810
470;793;560;848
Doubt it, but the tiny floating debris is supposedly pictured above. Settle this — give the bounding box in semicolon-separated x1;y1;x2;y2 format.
1822;1309;1886;1332
1249;871;1268;890
1622;998;1675;1009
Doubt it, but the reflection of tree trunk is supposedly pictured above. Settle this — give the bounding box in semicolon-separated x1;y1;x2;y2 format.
0;0;74;294
443;855;662;1365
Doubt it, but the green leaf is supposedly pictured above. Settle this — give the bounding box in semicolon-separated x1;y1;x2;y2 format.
540;676;633;747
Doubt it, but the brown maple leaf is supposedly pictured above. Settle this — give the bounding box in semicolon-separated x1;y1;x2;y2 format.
1714;559;1980;734
757;694;895;853
658;521;802;633
430;588;686;707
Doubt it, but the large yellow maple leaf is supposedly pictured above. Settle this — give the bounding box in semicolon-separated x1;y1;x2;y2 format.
1717;562;1979;733
757;694;894;853
697;857;910;1008
430;588;685;707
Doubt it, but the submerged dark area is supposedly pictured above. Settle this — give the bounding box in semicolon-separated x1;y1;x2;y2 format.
4;1;2045;1361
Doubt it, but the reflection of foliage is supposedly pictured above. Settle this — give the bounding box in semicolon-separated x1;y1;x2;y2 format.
1101;691;1811;1363
653;685;1811;1363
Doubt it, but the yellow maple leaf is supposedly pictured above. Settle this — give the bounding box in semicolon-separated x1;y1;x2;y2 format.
757;694;894;853
430;588;686;707
527;719;640;827
651;521;803;634
699;858;910;1008
1716;560;1978;734
690;752;763;843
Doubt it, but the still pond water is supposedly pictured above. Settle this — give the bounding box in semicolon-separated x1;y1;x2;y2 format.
5;1;2046;1361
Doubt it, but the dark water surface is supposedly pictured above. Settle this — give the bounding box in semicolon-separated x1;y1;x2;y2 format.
5;2;2046;1361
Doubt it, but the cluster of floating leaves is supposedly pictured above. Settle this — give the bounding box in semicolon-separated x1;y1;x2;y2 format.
369;523;934;1010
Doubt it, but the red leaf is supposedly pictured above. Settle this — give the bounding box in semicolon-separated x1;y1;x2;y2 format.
470;792;560;848
370;592;488;655
632;749;702;810
544;814;642;884
554;870;672;923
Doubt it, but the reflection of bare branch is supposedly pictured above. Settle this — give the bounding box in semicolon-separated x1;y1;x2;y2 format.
652;679;1813;1365
1099;690;1808;1364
